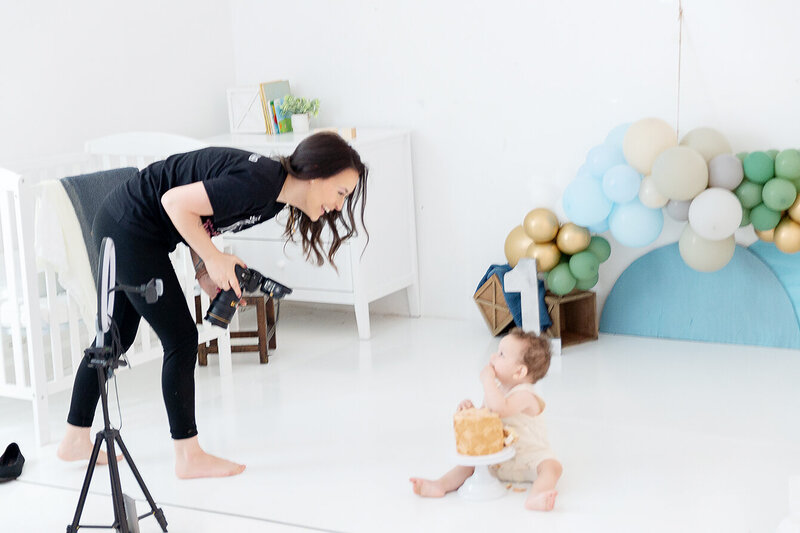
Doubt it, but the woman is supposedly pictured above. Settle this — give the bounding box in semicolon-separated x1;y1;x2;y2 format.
57;132;368;478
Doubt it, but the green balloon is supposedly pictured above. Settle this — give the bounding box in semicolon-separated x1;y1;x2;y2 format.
568;251;600;281
791;177;800;193
546;263;576;296
586;236;611;262
762;178;798;211
750;203;782;231
558;254;570;265
740;207;751;227
743;152;775;184
766;149;779;160
575;274;599;291
734;180;764;209
735;152;748;162
776;149;800;179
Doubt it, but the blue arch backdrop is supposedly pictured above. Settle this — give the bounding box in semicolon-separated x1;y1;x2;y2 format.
599;243;800;349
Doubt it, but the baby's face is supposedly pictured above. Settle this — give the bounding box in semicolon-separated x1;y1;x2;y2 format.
489;335;526;383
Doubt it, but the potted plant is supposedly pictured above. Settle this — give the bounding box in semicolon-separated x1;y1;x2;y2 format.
280;95;320;133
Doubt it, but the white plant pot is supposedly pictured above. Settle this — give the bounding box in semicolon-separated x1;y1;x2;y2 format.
291;113;310;133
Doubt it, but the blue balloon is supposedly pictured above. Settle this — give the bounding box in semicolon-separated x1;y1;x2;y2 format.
602;164;642;203
586;144;626;177
604;123;631;150
562;177;614;227
609;199;664;247
575;164;594;181
589;217;609;234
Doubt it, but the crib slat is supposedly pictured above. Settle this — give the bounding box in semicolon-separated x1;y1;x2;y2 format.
0;191;26;387
66;290;82;373
44;270;64;381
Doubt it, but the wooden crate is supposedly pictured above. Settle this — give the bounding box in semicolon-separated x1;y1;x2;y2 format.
474;274;514;336
545;290;598;347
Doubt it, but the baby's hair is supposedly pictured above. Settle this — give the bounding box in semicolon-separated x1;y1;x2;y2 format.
506;327;551;383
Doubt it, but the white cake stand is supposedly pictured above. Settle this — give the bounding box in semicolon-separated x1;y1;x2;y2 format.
452;446;515;501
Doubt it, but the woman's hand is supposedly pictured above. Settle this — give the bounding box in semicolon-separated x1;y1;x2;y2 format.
196;272;220;299
204;251;247;298
456;399;474;412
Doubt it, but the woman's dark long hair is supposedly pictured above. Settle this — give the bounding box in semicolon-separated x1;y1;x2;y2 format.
279;132;368;267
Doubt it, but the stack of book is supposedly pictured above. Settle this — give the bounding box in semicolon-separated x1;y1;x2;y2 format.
259;80;293;134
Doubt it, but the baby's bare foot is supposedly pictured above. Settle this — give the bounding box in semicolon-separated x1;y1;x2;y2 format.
525;489;557;511
409;477;446;497
57;438;122;465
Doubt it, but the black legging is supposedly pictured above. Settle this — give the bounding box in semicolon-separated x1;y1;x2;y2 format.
67;204;200;439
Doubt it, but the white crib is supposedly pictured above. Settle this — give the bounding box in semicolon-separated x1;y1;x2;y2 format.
0;135;232;446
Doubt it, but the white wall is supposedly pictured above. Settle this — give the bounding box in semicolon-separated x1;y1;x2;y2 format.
0;1;236;162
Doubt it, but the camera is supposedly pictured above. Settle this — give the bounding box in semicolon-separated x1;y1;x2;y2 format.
204;265;292;328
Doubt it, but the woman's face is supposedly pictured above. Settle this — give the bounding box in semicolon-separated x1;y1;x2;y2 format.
304;168;359;221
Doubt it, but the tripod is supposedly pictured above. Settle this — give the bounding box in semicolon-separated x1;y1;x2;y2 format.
67;237;168;533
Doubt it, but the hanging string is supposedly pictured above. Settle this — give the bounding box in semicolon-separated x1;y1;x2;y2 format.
676;0;684;138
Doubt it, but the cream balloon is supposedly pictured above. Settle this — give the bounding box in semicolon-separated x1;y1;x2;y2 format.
679;127;732;163
638;175;668;208
788;194;800;223
556;223;591;254
678;225;736;272
755;228;775;242
773;217;800;254
622;118;678;175
526;242;561;272
504;225;533;268
687;188;742;240
651;146;709;201
523;208;560;243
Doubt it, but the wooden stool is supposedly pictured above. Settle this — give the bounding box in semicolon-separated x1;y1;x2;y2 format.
196;294;277;365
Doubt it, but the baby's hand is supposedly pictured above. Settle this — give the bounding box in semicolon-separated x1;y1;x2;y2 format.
456;399;474;412
479;364;496;383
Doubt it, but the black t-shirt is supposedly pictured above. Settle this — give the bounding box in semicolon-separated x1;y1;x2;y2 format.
105;147;287;250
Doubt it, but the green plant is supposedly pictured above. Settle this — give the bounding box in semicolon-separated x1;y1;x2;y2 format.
280;95;320;117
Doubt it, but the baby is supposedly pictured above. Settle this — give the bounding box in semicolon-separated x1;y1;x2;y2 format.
410;328;562;511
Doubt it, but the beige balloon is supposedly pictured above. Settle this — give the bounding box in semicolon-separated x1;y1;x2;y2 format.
622;117;678;175
773;217;800;254
755;228;776;242
788;194;800;223
556;223;590;254
525;242;561;272
504;225;533;267
678;225;735;272
679;127;732;163
638;175;669;208
651;146;709;201
523;208;560;243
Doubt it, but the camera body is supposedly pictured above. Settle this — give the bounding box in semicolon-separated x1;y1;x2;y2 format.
205;265;292;328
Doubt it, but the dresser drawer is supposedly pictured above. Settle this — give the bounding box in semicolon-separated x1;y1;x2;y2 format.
227;238;353;293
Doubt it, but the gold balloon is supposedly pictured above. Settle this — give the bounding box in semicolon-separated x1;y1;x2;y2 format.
523;208;559;243
525;242;561;272
755;228;775;242
788;194;800;223
556;223;591;254
774;217;800;254
504;225;533;267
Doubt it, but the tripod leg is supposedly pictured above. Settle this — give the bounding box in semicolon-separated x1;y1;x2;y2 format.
115;434;168;532
105;430;129;533
68;431;105;532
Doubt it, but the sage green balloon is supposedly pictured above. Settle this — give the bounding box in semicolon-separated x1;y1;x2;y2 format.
736;152;748;162
750;203;782;231
762;178;798;211
586;236;611;262
568;251;600;281
766;149;779;160
740;207;751;227
575;274;599;290
734;180;764;209
743;152;775;184
775;149;800;179
546;263;577;295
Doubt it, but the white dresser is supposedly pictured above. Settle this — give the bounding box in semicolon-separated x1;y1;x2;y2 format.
204;129;420;339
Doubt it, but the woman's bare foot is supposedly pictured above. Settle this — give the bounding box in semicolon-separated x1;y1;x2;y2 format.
525;489;558;511
174;436;245;479
57;424;122;464
409;477;446;497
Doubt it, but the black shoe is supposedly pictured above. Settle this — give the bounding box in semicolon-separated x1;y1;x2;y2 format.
0;442;25;481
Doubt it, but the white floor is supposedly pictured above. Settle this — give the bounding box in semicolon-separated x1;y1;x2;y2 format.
1;304;799;532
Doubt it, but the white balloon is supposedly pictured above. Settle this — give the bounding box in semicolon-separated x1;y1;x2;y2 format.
687;188;743;240
651;146;709;200
623;118;677;175
678;225;736;272
679;127;732;163
638;175;668;208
